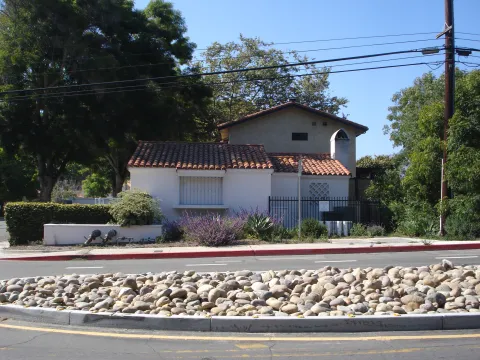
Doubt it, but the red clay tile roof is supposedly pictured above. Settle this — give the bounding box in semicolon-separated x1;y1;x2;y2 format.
128;141;273;170
217;100;368;134
268;153;351;176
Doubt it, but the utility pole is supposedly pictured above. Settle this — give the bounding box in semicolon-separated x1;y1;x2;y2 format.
438;0;455;236
298;157;302;239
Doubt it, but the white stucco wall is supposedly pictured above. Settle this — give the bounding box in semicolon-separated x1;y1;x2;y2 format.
271;173;350;198
224;108;360;177
223;169;273;214
129;167;273;220
44;224;163;246
129;167;179;220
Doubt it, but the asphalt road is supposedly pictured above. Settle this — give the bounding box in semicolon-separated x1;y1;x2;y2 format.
0;320;480;360
1;249;479;278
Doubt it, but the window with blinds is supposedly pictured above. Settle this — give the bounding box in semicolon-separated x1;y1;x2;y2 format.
179;177;223;205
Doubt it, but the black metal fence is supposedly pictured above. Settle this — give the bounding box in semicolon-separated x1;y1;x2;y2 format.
268;197;387;229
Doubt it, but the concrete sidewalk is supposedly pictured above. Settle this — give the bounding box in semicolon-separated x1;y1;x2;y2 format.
1;236;480;261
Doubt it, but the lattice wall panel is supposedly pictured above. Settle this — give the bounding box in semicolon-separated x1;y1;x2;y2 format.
309;182;330;198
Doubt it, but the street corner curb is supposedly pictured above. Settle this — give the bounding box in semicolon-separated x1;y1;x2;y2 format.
442;313;480;330
210;314;444;333
69;311;211;331
2;242;480;261
2;305;480;332
0;304;70;325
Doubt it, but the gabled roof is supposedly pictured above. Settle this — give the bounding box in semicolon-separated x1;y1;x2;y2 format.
128;141;273;170
269;153;351;176
217;100;368;133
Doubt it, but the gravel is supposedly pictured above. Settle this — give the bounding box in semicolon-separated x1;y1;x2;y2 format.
1;261;480;317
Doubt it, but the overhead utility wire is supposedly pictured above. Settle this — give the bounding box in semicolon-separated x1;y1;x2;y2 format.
4;55;441;99
3;61;444;102
14;38;443;77
0;47;441;96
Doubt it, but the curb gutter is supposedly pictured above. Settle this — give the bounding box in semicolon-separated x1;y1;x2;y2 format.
1;305;480;332
2;242;480;261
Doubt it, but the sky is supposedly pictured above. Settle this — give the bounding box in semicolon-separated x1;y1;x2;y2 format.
135;0;480;158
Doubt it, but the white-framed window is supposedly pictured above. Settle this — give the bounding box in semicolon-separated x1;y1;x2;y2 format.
179;177;223;205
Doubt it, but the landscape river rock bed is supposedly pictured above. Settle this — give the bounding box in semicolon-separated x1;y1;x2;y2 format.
1;260;480;317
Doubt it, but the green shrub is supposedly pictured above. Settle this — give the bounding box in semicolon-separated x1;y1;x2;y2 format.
445;195;480;239
271;224;295;241
245;213;275;240
395;201;439;237
366;224;386;237
4;202;111;245
109;189;162;226
350;223;368;237
300;218;328;239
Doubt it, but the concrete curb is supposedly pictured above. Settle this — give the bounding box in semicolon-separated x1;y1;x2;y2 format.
2;242;480;261
1;305;480;332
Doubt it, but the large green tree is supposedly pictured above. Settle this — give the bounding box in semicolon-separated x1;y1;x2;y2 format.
0;0;212;200
194;35;348;125
381;69;480;237
0;148;37;206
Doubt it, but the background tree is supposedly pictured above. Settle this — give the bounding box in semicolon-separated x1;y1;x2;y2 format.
0;0;212;200
194;35;348;125
356;154;404;206
82;173;111;198
380;69;480;237
0;148;37;211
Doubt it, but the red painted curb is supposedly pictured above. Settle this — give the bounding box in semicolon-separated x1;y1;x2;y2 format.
1;242;480;261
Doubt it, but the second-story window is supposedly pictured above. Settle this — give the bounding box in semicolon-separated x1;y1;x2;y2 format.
292;132;308;141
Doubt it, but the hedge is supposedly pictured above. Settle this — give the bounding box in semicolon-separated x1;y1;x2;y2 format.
4;202;112;245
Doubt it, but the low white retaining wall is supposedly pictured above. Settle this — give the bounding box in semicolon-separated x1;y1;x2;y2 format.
43;224;163;246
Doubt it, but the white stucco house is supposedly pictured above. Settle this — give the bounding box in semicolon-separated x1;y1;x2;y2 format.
128;100;368;221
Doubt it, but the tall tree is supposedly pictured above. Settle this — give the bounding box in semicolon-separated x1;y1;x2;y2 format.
194;35;348;125
0;0;212;200
0;147;37;205
382;69;480;237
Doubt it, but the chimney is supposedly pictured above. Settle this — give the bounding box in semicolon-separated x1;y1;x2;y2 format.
330;129;350;171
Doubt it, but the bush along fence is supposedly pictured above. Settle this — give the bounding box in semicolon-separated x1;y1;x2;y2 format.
268;197;388;229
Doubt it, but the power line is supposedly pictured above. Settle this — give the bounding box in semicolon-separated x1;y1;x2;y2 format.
457;32;480;37
5;38;442;79
0;47;439;96
193;38;441;61
458;61;480;68
243;32;441;47
7;54;442;99
2;61;444;102
456;37;480;43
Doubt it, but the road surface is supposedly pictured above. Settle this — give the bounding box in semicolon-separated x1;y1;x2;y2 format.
0;249;479;278
0;320;479;360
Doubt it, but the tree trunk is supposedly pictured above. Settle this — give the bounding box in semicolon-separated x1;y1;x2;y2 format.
112;172;125;197
38;175;55;202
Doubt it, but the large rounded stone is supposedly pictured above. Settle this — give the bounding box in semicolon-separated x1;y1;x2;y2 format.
132;301;151;311
401;293;425;306
266;297;282;310
280;304;298;314
426;292;447;307
170;288;187;299
208;288;225;303
251;282;268;292
6;285;23;293
270;285;289;298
